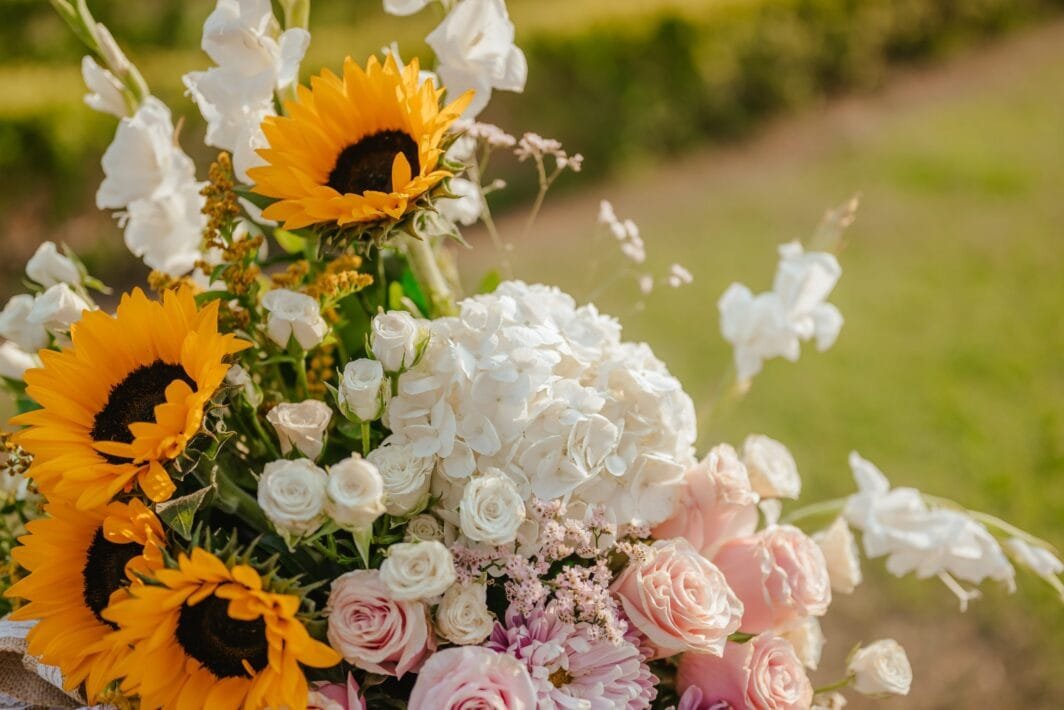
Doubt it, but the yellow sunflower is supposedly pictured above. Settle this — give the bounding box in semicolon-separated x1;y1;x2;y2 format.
248;54;473;229
5;499;165;701
104;548;340;709
12;287;249;509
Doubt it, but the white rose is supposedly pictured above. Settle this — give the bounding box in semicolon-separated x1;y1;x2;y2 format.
435;582;494;645
742;434;801;499
0;342;39;381
371;311;421;372
262;289;328;350
848;639;912;697
258;458;328;538
781;616;825;670
812;692;848;710
339;358;387;421
326;455;386;531
813;517;862;594
405;514;443;542
459;471;525;546
367;442;434;515
380;541;456;601
0;296;48;352
266;400;332;460
26;242;80;288
28;284;92;333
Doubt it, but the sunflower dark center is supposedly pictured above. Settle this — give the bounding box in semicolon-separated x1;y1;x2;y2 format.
83;528;142;628
91;360;194;459
327;130;419;195
176;594;269;679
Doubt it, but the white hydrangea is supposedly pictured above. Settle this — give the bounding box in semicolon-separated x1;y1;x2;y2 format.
380;281;696;527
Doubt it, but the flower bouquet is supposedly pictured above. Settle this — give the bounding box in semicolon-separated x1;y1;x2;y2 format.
0;1;1061;709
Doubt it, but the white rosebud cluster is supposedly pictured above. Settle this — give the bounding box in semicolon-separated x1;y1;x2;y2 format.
380;281;696;528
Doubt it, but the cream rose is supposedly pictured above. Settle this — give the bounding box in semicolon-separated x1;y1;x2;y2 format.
611;538;743;659
326;570;434;678
813;517;862;594
267;400;332;460
367;441;434;515
339;358;387;421
380;541;456;601
262;288;328;350
848;639;912;697
371;311;420;372
742;434;802;499
258;458;328;538
435;582;494;645
459;471;525;546
325;455;386;531
405;514;443;542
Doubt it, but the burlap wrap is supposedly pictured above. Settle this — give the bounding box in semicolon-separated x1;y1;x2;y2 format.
0;618;84;709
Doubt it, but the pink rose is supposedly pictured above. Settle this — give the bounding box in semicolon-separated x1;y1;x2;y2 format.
713;525;831;634
408;646;537;710
611;538;744;659
326;570;435;678
308;673;366;710
652;444;759;558
677;635;813;710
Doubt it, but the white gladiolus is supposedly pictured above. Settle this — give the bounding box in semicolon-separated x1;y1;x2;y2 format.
459;471;526;546
1005;538;1064;596
367;442;434;516
380;541;456;601
426;0;527;118
28;284;92;333
0;342;39;381
26;242;81;288
258;458;328;538
435;582;494;645
781;616;825;670
813;517;862;594
371;311;421;372
81;56;128;118
848;639;912;696
438;177;483;226
742;434;802;499
325;456;386;532
121;180;207;276
339;359;387;421
266;400;332;460
262;289;328;350
383;0;431;15
0;295;49;352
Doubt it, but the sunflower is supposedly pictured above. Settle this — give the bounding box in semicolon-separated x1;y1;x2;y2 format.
248;54;473;230
13;287;249;509
104;548;340;709
5;499;165;701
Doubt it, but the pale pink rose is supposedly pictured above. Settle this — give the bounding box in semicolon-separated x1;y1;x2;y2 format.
678;635;814;710
652;444;759;557
611;538;744;659
308;673;366;710
408;646;537;710
713;525;831;634
326;570;435;678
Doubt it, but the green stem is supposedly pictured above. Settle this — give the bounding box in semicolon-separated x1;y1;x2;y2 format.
400;232;457;316
780;498;847;526
361;422;371;457
814;676;854;695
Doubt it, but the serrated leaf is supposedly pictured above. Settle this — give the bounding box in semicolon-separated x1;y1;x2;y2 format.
156;487;212;540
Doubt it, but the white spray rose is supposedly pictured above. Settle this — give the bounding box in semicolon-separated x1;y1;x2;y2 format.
848;639;912;696
781;616;825;670
371;311;420;372
26;242;80;288
405;514;443;542
459;471;525;546
380;541;456;601
258;458;328;538
266;400;332;460
813;517;862;594
262;289;328;350
742;434;802;499
367;442;434;515
0;296;48;352
81;56;128;118
28;284;92;333
326;455;386;531
435;582;494;645
339;359;387;421
0;342;39;381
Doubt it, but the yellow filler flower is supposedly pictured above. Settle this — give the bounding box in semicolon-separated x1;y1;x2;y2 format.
12;287;249;508
104;548;341;709
248;54;472;229
5;500;165;702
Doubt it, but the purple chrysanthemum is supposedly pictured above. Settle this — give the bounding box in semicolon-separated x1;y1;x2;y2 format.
487;603;657;709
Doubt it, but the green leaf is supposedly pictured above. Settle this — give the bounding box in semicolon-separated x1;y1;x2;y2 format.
477;269;502;294
274;228;306;255
156;487;212;541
